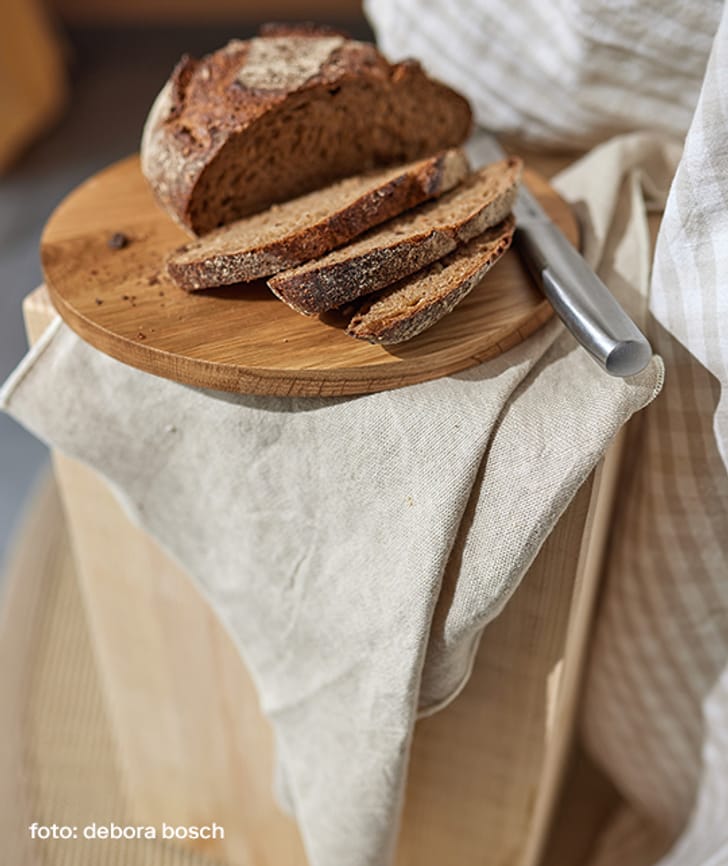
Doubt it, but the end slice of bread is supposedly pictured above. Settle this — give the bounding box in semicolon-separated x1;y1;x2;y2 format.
141;33;473;234
346;217;515;344
166;149;469;290
267;157;522;315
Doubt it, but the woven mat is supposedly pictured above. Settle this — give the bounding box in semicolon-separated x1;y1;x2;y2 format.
0;472;225;866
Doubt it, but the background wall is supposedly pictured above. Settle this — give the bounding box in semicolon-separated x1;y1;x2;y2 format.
49;0;362;22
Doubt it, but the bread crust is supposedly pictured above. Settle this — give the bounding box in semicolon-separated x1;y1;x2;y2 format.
166;148;469;290
141;30;472;235
346;217;515;344
268;157;522;315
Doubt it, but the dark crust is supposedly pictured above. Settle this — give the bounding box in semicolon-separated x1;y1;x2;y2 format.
140;31;473;235
346;217;516;344
168;55;198;120
267;158;521;315
166;149;468;290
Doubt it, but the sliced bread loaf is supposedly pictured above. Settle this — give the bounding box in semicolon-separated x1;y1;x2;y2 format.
267;157;522;315
166;148;469;291
141;26;472;235
346;217;515;344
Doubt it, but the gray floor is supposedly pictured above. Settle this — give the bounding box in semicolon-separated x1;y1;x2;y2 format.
0;21;371;570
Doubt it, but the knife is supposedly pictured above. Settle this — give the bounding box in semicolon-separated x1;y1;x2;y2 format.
467;132;652;377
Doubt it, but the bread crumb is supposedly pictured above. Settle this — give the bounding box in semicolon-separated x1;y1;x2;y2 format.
108;232;130;250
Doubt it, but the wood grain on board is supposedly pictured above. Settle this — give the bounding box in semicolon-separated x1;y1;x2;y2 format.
41;156;578;397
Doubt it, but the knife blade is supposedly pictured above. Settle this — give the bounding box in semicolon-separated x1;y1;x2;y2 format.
467;132;652;377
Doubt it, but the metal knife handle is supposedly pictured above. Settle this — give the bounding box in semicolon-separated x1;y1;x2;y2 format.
515;219;652;377
468;130;652;377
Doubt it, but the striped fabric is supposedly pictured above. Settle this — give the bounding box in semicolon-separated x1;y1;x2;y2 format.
366;0;721;149
366;2;728;864
585;7;728;864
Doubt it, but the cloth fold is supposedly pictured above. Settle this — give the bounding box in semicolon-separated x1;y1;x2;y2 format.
1;133;665;866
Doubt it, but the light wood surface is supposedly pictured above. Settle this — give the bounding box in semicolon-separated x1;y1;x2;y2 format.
24;283;615;866
0;472;234;866
542;746;620;866
520;426;626;866
40;156;578;397
0;475;61;866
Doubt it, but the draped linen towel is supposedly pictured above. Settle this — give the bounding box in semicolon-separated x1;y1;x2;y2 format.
0;133;665;864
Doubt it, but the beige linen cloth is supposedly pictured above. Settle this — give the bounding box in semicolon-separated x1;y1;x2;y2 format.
368;1;728;865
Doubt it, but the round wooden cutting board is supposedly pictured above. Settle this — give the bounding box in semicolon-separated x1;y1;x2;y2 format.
41;156;578;397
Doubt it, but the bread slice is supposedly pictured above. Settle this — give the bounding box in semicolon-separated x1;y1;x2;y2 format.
267;157;522;315
346;217;515;344
141;27;472;235
166;149;469;290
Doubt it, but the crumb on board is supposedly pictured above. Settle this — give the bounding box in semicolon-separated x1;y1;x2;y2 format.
95;298;103;305
107;232;129;250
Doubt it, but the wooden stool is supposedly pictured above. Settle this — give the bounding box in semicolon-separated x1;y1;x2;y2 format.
23;285;622;866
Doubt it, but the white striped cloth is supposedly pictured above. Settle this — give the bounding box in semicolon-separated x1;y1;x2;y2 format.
366;0;720;149
366;1;728;864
